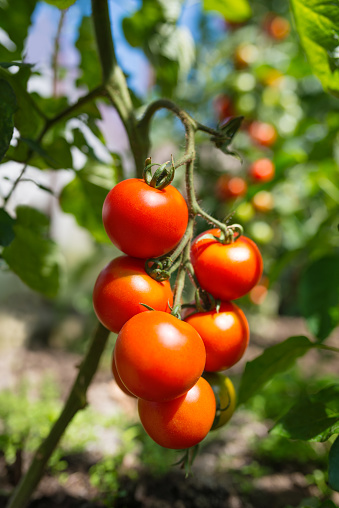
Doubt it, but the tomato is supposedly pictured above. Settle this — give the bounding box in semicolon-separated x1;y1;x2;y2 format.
102;178;188;259
216;175;247;201
93;256;173;333
184;301;249;371
190;229;263;301
203;373;236;430
213;94;235;123
249;159;275;183
248;121;277;147
264;13;290;41
138;376;216;449
112;354;136;397
252;190;274;212
114;311;206;402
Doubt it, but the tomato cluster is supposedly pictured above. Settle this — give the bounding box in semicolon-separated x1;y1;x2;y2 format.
93;174;263;450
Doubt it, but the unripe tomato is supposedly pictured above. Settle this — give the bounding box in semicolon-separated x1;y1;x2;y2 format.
216;175;247;201
184;301;249;371
248;121;277;147
92;256;173;333
114;311;206;402
191;229;263;301
138;376;216;449
234;43;259;69
203;373;236;430
112;355;136;397
249;159;275;183
252;190;274;212
102;178;188;259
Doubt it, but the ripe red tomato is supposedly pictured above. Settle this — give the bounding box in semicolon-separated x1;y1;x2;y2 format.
216;175;247;201
249;159;275;183
213;94;235;123
184;301;249;371
248;121;277;147
112;354;136;397
92;256;173;333
190;229;263;301
203;373;236;430
114;311;206;401
138;376;216;449
102;178;188;259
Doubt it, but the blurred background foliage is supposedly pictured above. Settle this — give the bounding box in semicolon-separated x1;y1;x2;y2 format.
1;0;339;504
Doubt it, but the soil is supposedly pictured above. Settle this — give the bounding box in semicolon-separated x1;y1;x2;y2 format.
0;312;338;508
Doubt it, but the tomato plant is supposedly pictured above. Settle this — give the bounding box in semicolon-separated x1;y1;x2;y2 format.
138;376;216;449
184;301;249;371
102;178;189;259
203;372;236;430
92;255;173;333
191;229;263;301
114;311;206;402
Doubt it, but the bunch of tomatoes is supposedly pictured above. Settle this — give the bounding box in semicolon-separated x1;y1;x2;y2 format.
92;169;263;451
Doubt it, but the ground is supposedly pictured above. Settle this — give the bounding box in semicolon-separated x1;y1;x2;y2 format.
0;302;338;508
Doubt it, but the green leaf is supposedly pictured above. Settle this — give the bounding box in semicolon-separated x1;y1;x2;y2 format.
2;206;64;298
290;0;339;97
43;0;77;8
0;209;15;247
0;68;44;139
0;79;17;162
237;336;314;406
329;435;339;492
75;16;102;89
59;162;120;243
272;384;339;442
203;0;252;23
0;0;37;62
298;255;339;341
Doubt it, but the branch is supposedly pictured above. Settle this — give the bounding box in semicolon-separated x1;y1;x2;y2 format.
6;322;111;508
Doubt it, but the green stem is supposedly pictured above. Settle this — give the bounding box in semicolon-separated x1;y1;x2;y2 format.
91;0;149;176
6;322;111;508
173;241;191;310
315;344;339;354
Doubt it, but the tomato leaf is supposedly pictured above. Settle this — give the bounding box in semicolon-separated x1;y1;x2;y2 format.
59;161;120;243
203;0;252;23
237;336;314;406
329;435;339;492
2;206;64;298
290;0;339;97
75;16;102;89
298;255;339;341
0;0;37;62
0;209;16;247
271;385;339;442
0;79;17;162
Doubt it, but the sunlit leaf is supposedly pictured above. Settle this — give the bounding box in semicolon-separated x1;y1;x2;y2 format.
2;206;64;297
290;0;339;97
203;0;252;23
0;79;17;162
43;0;77;8
237;336;314;406
59;162;120;242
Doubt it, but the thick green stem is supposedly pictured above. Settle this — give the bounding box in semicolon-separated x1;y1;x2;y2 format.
6;322;111;508
91;0;149;176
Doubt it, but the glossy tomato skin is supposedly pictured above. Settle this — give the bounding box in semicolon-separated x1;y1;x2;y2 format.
138;376;216;449
92;256;173;333
191;229;263;301
184;301;249;371
102;178;189;259
203;372;236;430
112;354;136;398
114;311;206;402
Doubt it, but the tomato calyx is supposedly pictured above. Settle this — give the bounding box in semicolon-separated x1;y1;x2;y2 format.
172;445;200;477
195;288;218;313
198;223;243;245
143;156;175;190
145;257;172;281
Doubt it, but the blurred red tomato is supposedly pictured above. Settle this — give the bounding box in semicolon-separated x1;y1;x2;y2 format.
248;121;277;147
216;175;247;200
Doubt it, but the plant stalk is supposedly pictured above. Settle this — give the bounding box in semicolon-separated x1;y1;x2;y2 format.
6;322;111;508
